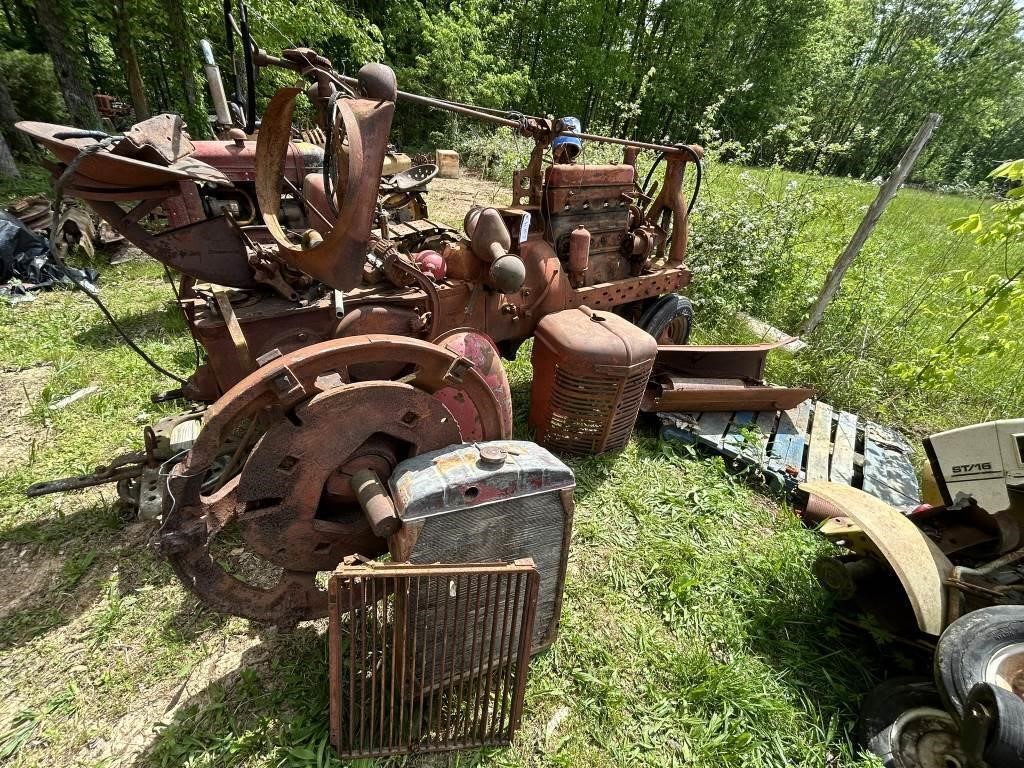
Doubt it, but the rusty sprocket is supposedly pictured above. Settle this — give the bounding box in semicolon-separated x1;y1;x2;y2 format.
160;335;507;625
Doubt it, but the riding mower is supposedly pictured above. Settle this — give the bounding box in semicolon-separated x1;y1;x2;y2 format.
801;419;1024;767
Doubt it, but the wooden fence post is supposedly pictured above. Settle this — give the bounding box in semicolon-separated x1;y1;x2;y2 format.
799;112;942;336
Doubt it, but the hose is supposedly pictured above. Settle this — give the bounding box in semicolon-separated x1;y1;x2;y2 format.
50;141;190;386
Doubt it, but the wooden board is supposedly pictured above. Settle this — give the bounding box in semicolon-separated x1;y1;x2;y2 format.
806;401;834;482
754;410;778;462
830;411;858;485
723;411;760;460
691;411;733;451
657;397;921;510
768;401;810;478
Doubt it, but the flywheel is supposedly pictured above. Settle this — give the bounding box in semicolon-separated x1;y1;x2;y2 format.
160;334;508;626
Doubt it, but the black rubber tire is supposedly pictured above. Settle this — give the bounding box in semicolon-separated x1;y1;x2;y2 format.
935;606;1024;719
639;294;693;345
864;694;966;767
961;682;1024;768
858;678;948;747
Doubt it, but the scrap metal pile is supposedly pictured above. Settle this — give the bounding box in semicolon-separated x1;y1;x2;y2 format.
25;3;1024;763
800;419;1024;767
13;1;814;755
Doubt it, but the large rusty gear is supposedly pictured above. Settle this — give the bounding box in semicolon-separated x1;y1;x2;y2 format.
160;335;507;625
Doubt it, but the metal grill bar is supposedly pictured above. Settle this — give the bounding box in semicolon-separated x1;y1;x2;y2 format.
329;561;538;758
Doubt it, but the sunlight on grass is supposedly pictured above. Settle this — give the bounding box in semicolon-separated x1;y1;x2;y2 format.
0;173;978;766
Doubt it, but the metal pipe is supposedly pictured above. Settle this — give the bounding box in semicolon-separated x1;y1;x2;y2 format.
199;39;233;127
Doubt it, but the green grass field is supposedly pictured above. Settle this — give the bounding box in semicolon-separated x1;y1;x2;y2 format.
689;161;1020;438
0;163;1016;766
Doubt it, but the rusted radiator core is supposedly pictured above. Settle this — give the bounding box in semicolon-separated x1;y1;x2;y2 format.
328;561;539;758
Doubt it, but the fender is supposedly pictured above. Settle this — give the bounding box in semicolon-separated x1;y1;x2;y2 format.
802;481;954;636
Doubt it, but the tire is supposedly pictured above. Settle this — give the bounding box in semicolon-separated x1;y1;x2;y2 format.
858;678;948;747
859;679;966;768
961;682;1024;768
935;606;1024;719
639;294;693;345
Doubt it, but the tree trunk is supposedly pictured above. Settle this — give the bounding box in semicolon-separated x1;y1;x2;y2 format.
112;0;149;121
0;80;33;157
161;0;207;137
0;131;19;178
33;0;102;129
1;0;16;34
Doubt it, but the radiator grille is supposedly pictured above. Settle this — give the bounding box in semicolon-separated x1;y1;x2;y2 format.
546;364;650;454
329;562;538;758
605;367;651;450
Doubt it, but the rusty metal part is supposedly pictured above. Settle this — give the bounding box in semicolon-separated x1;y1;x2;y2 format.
388;440;574;652
213;290;256;375
88;198;257;288
160;335;509;625
431;329;513;439
352;469;401;537
16;121;194;187
112;114;196;165
642;377;814;413
26;450;149;497
255;88;394;291
568;225;590;287
647;153;690;266
328;560;538;758
641;340;814;412
545;164;636;285
803;481;954;636
529;306;657;456
653;340;794;380
801;492;846;522
262;46;697;156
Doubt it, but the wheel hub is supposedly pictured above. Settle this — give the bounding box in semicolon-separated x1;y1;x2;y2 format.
892;707;965;768
984;641;1024;697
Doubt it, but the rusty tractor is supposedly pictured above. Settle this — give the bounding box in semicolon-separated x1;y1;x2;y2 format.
17;5;705;626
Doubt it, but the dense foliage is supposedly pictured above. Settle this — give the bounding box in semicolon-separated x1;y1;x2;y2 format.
1;0;1022;184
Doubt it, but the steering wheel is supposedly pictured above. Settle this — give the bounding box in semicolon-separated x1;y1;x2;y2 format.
385;163;439;191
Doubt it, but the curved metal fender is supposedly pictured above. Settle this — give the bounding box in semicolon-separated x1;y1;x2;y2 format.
801;481;954;636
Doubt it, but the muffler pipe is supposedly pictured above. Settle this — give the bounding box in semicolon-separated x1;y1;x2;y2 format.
199;39;233;128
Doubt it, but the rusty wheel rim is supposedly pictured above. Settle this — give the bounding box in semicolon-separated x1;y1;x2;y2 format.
160;334;506;626
657;315;690;344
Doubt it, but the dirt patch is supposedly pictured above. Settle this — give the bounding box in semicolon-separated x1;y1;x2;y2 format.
0;544;60;619
0;367;51;468
428;175;509;230
77;634;269;766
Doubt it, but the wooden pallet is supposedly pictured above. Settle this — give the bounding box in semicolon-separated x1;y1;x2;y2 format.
659;400;921;510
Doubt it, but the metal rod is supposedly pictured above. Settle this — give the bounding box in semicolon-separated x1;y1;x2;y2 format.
260;50;691;155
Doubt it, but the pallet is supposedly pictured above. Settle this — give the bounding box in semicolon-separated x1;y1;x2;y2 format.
659;399;921;510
